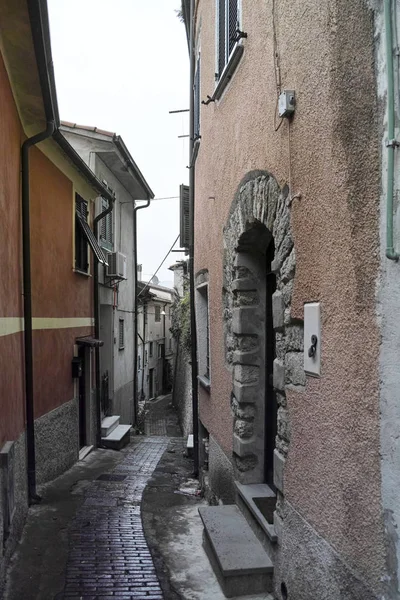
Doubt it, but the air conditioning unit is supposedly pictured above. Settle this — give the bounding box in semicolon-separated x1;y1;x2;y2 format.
106;252;127;279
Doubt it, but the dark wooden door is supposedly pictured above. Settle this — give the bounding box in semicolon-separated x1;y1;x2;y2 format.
265;246;277;485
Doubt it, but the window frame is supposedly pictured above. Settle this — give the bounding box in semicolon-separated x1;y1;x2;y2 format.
118;319;125;350
149;341;154;357
99;195;114;252
155;305;161;322
214;0;244;100
196;281;211;391
75;194;89;274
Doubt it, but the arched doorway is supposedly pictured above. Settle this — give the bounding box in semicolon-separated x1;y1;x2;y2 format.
223;171;296;486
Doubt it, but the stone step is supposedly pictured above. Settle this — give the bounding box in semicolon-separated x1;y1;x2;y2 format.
101;424;131;450
235;482;278;545
101;415;120;438
198;505;273;598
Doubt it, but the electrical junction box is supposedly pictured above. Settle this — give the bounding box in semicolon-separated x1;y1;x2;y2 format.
278;90;296;118
304;302;321;377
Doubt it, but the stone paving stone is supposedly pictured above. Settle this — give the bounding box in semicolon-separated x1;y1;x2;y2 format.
62;437;168;599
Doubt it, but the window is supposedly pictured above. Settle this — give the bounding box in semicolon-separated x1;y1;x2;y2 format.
119;319;124;350
138;354;141;370
155;305;161;322
215;0;244;98
194;54;201;139
197;283;210;388
169;337;172;350
158;343;164;358
145;350;148;364
75;193;107;273
99;196;113;251
149;341;153;357
75;195;89;272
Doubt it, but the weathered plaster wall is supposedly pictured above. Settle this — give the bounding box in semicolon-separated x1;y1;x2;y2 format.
194;0;386;595
0;51;25;446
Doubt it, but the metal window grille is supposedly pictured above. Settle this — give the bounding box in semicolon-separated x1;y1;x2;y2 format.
155;305;161;322
228;0;238;55
217;0;226;78
119;319;124;349
216;0;240;80
75;195;89;272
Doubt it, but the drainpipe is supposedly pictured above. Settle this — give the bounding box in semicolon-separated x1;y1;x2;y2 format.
385;0;399;260
189;0;200;476
22;120;56;504
141;303;146;398
133;199;151;426
93;197;115;446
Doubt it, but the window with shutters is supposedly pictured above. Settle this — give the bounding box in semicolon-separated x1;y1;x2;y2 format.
75;194;89;273
99;196;114;251
155;305;161;322
119;319;124;350
179;184;190;250
215;0;244;99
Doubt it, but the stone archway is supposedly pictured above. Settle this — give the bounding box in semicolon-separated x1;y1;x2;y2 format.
223;171;300;485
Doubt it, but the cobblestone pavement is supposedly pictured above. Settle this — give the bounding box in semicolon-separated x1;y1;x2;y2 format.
63;437;168;600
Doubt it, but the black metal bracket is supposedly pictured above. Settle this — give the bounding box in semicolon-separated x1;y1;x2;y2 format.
202;95;215;106
230;29;248;42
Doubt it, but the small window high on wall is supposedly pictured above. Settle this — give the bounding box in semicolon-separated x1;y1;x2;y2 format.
196;283;210;390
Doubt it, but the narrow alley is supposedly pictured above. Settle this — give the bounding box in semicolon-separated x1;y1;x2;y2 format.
3;397;272;600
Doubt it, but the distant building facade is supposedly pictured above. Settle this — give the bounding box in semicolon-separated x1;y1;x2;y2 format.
137;283;174;401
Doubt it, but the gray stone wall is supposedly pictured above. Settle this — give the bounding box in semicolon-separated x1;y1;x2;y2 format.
35;398;79;485
0;433;28;598
223;172;303;491
172;343;192;438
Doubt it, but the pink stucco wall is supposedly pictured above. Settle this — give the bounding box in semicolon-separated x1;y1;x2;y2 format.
194;0;385;592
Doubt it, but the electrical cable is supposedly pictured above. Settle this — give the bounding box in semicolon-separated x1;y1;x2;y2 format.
138;234;180;298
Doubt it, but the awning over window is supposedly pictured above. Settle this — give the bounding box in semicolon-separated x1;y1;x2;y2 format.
76;336;104;348
76;212;108;265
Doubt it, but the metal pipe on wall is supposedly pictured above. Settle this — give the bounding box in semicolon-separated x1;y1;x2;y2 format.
21;120;56;504
93;197;115;446
385;0;399;260
189;0;200;476
133;199;151;425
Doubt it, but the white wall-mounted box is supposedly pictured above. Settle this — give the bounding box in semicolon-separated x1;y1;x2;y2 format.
304;302;321;377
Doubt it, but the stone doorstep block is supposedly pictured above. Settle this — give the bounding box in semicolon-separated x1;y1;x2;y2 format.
273;449;285;494
232;382;259;404
232;307;261;335
101;415;120;438
198;505;273;582
232;349;260;366
272;291;284;330
231;278;258;292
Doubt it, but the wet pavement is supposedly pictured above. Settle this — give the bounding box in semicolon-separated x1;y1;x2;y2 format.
4;395;273;600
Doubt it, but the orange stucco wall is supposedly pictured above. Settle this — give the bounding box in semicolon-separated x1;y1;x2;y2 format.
194;0;385;594
30;146;94;319
0;51;25;446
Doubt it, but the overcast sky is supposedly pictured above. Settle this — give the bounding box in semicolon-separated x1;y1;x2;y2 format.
48;0;189;287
